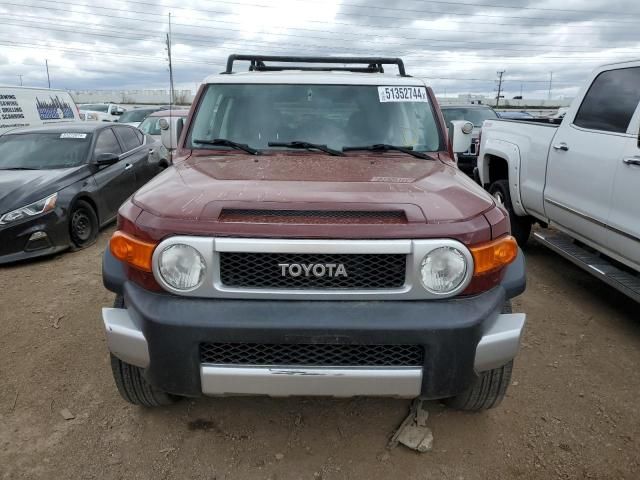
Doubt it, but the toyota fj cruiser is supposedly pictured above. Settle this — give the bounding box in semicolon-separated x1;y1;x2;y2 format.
102;55;526;411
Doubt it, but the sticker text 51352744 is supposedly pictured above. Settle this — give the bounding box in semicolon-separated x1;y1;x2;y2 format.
378;86;429;103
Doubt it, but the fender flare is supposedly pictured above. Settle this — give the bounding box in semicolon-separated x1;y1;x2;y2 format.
478;139;527;217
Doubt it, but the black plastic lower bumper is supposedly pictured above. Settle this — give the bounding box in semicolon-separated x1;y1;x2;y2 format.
0;210;70;265
107;249;526;399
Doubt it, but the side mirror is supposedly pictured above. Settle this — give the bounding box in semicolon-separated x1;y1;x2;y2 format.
450;120;474;154
94;152;120;166
160;117;184;151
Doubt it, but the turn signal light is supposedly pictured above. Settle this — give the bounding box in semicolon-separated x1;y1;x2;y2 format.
110;231;157;272
470;235;518;276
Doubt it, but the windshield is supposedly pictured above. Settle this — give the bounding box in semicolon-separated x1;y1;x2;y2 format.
81;104;108;113
138;117;162;135
118;109;154;123
442;107;497;127
0;133;92;170
189;84;443;152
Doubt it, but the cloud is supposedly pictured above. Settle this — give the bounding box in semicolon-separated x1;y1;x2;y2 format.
0;0;638;99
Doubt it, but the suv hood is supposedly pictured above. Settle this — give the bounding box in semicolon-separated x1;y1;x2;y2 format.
132;154;495;224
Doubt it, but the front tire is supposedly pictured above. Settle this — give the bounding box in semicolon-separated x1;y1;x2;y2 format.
109;294;176;407
445;361;513;411
445;300;514;411
69;200;98;249
489;179;532;246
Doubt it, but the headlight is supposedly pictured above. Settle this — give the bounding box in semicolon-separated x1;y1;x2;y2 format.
0;193;58;226
420;246;468;294
158;244;206;290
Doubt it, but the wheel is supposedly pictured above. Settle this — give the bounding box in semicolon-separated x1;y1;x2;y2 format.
446;361;513;411
445;301;514;411
69;200;98;249
109;295;176;407
110;355;176;407
489;179;532;246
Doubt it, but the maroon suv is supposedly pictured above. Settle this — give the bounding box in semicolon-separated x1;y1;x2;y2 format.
101;56;526;411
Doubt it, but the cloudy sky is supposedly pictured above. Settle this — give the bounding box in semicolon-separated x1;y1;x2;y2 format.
0;0;639;99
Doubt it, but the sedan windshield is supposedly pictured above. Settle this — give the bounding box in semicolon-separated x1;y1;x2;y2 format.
138;117;162;135
189;84;443;152
0;133;92;170
118;109;155;123
442;107;498;127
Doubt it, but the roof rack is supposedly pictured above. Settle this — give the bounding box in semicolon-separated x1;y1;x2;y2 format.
222;55;408;77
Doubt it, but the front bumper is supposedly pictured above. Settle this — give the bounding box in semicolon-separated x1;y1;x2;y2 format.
0;210;70;265
102;250;526;399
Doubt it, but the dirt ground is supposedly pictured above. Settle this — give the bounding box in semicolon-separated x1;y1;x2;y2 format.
1;227;639;480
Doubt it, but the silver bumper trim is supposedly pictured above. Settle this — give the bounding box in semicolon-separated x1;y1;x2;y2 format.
200;365;423;398
474;313;526;372
102;307;149;368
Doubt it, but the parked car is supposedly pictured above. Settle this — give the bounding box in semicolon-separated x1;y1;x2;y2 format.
441;104;499;175
478;59;640;302
0;123;160;264
0;86;81;135
497;111;535;120
101;55;526;411
79;103;126;122
115;107;162;127
138;109;189;166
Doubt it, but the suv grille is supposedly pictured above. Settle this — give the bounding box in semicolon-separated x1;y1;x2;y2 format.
200;343;424;367
219;252;406;289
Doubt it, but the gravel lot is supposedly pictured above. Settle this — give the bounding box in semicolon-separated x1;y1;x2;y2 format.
1;227;639;479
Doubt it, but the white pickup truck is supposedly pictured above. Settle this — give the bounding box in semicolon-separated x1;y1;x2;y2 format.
478;59;640;302
79;103;126;122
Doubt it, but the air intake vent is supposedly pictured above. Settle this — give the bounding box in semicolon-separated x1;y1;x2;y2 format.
200;343;424;367
219;209;407;224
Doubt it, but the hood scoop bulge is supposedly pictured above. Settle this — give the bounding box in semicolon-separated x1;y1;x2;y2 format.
218;209;408;225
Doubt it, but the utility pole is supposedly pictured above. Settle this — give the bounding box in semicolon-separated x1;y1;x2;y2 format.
166;12;175;109
548;72;553;101
495;70;505;107
45;59;51;88
17;74;23;86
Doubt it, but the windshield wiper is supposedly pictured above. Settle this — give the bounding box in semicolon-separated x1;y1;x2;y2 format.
0;167;38;170
192;138;260;155
342;144;435;160
268;141;344;157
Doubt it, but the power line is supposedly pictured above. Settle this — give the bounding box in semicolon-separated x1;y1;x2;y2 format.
3;13;637;58
2;31;634;68
105;0;640;24
4;2;640;56
52;0;638;34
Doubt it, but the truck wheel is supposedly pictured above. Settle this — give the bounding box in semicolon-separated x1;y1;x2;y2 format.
445;300;514;411
489;179;531;246
109;295;176;407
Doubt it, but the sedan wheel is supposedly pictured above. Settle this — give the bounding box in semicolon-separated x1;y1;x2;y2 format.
69;200;98;248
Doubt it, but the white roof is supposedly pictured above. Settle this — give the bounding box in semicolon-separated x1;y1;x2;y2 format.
202;70;427;86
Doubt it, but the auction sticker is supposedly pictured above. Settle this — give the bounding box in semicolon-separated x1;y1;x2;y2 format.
378;86;428;103
60;133;87;139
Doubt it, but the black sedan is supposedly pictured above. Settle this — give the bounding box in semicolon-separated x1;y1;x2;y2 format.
0;123;160;264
